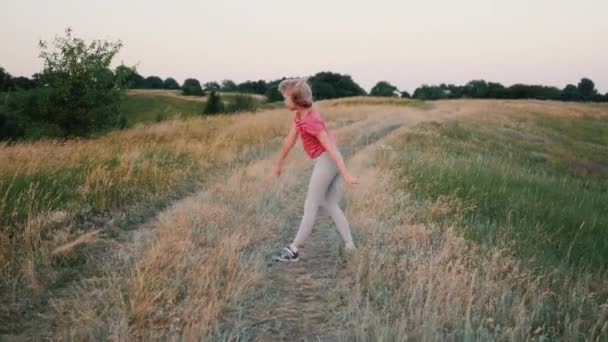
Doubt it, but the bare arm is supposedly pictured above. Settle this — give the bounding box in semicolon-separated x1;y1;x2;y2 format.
272;121;298;174
316;131;358;186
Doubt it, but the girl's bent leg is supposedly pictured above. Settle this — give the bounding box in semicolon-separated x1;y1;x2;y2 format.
323;173;354;246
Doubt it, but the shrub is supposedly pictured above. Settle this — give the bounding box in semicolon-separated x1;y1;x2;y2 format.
203;91;224;114
225;94;258;113
182;78;205;96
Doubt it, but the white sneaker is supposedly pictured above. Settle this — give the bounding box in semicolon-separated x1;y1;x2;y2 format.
272;246;300;262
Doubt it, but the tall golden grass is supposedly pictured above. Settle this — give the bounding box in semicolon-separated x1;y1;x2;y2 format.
0;109;290;314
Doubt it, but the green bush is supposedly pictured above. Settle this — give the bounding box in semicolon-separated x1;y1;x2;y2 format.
0;111;26;140
225;94;258;113
203;91;224;114
1;89;64;140
182;78;205;96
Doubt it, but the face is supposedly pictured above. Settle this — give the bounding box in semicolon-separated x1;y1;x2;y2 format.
281;90;297;111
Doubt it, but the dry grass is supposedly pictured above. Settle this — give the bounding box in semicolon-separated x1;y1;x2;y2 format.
0;100;379;298
43;100;430;339
0;107;292;333
332;105;608;340
2;98;606;340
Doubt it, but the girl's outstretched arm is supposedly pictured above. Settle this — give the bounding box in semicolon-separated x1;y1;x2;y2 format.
272;121;298;177
316;131;359;187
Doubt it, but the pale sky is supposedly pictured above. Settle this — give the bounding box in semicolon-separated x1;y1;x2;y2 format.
1;0;607;93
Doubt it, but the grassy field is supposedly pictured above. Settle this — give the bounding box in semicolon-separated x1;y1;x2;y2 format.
334;103;608;340
121;93;204;126
122;90;275;127
0;97;607;340
392;113;608;268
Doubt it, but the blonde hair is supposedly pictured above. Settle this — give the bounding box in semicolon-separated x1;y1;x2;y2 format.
278;78;313;108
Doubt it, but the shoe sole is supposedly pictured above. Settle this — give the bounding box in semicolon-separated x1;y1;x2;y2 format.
272;255;299;262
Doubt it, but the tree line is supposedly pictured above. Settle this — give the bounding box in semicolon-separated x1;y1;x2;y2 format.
2;28;606;142
6;63;605;104
407;79;607;102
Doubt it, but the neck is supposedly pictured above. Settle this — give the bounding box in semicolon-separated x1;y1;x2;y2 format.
296;107;311;118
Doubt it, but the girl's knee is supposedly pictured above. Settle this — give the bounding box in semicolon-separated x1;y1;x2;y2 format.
321;201;338;212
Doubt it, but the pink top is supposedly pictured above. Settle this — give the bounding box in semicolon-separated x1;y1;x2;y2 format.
294;107;335;159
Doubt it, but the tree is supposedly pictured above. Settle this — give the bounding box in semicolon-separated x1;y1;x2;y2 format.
444;84;464;98
0;67;13;91
182;78;205;96
115;65;141;89
561;84;580;101
487;82;507;98
308;72;366;100
265;78;286;102
400;91;411;98
0;111;26;140
203;81;221;92
162;77;180;89
506;84;561;100
464;80;490;98
237;80;268;94
413;85;446;100
11;77;36;90
37;27;127;136
130;74;145;88
203;91;224;114
370;81;399;97
577;78;597;100
143;76;163;89
221;79;238;92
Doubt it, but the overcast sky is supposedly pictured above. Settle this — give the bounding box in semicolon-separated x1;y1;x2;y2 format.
1;0;607;93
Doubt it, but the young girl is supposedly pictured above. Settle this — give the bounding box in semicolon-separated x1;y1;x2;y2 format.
270;78;358;262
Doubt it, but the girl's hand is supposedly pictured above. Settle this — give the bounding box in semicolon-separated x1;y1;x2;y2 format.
271;163;282;177
343;173;359;187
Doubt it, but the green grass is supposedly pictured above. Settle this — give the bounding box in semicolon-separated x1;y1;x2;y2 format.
530;112;608;164
121;93;271;126
0;148;196;230
391;114;608;268
121;94;204;126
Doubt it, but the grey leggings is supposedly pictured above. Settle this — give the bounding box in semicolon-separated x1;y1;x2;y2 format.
293;150;353;247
